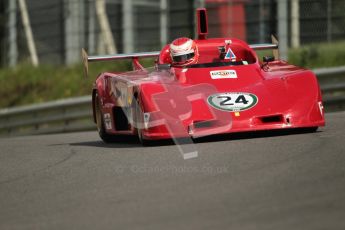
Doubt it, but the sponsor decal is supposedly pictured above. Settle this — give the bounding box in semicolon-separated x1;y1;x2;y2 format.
210;70;237;79
103;113;112;130
225;47;236;60
207;92;258;112
143;113;150;129
318;101;324;116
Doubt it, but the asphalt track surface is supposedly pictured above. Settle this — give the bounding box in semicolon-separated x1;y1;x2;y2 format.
1;112;345;230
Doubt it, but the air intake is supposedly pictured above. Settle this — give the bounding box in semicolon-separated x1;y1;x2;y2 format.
259;115;284;124
197;8;208;40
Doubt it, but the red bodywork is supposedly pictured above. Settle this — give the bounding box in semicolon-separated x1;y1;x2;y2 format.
88;9;325;142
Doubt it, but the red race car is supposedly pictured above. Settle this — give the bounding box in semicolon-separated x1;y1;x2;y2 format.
82;8;325;144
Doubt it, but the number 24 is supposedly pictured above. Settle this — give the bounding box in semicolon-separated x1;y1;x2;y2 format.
218;95;249;105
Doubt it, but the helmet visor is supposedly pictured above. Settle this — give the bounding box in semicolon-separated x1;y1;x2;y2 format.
172;52;195;64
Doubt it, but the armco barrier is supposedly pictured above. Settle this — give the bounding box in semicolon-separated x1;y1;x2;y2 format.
0;96;93;137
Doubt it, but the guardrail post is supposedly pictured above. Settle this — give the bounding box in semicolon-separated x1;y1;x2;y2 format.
291;0;300;48
123;0;134;53
277;0;288;60
8;0;18;67
160;0;168;48
327;0;332;42
64;0;85;65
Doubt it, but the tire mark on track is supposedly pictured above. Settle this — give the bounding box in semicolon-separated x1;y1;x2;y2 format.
0;148;76;186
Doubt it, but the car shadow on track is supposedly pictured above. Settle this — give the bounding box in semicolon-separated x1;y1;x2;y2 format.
69;135;142;148
69;128;322;148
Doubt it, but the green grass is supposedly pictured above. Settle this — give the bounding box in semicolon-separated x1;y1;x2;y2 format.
288;41;345;68
0;61;133;108
0;41;344;108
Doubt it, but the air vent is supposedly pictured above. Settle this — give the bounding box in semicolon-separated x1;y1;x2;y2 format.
113;106;130;131
194;120;213;129
259;115;283;124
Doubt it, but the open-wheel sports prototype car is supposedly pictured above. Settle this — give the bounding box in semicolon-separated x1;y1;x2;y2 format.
82;8;325;144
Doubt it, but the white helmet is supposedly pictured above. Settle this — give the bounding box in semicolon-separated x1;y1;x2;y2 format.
169;37;198;66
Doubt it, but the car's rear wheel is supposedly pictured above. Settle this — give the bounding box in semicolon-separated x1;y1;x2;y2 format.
95;92;117;143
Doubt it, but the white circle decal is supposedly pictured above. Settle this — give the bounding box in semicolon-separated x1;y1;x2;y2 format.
207;92;258;112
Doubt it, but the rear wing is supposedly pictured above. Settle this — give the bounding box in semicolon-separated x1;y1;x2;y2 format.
81;49;160;77
86;51;160;62
250;35;280;60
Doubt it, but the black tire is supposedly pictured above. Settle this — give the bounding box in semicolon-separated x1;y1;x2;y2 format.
305;126;319;132
293;126;319;134
95;92;117;143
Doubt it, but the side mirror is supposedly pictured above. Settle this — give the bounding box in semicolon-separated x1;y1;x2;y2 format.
263;56;275;63
218;46;226;59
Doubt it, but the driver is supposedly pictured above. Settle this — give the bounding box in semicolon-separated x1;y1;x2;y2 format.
169;37;198;66
158;37;199;67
